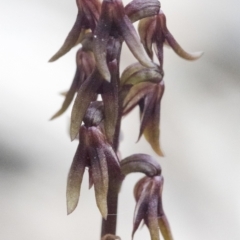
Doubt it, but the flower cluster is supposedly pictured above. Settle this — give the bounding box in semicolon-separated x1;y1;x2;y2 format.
50;0;202;239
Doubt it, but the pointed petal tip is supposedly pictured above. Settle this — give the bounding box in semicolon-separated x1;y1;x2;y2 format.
70;127;78;141
151;142;164;157
94;56;111;82
48;53;60;62
97;197;108;220
104;75;111;82
165;31;204;61
67;201;77;215
193;51;204;59
156;148;164;157
48;57;55;63
175;48;204;61
96;69;110;82
70;117;81;141
67;208;75;216
49;112;59;121
98;205;108;220
67;208;73;216
158;216;174;240
49;107;68;120
70;133;77;142
136;133;142;143
184;50;204;61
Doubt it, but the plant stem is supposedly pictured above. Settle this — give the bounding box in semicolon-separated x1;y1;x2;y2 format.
101;148;123;237
101;40;123;237
101;182;120;237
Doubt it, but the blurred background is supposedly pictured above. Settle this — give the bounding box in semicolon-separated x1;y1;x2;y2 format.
1;0;239;239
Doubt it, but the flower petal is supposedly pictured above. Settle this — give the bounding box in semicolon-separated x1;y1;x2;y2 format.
117;16;155;68
159;11;203;60
125;0;160;23
138;16;156;59
77;50;96;77
90;147;109;219
122;82;155;115
158;215;174;240
92;0;114;81
132;179;151;238
147;196;160;240
157;177;174;240
49;12;83;62
121;66;162;86
146;177;162;240
153;14;165;68
50;69;79;120
80;0;101;30
139;82;164;156
66;127;87;215
132;194;148;238
102;60;120;146
70;69;102;141
88;127;109;219
121;63;146;86
113;1;155;69
88;167;94;189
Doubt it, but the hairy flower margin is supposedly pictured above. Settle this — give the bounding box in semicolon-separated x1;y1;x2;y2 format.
50;0;202;239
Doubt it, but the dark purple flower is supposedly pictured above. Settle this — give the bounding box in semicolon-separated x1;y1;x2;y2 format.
93;0;155;82
133;176;174;240
49;0;101;62
70;69;103;140
120;63;164;156
67;102;120;219
138;10;203;68
50;48;96;120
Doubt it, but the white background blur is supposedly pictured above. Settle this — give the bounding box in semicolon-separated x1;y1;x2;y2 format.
1;0;240;239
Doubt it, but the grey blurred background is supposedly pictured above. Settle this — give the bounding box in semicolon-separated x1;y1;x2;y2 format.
1;0;239;239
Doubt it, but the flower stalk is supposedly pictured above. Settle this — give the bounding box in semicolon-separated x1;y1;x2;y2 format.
49;0;202;239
